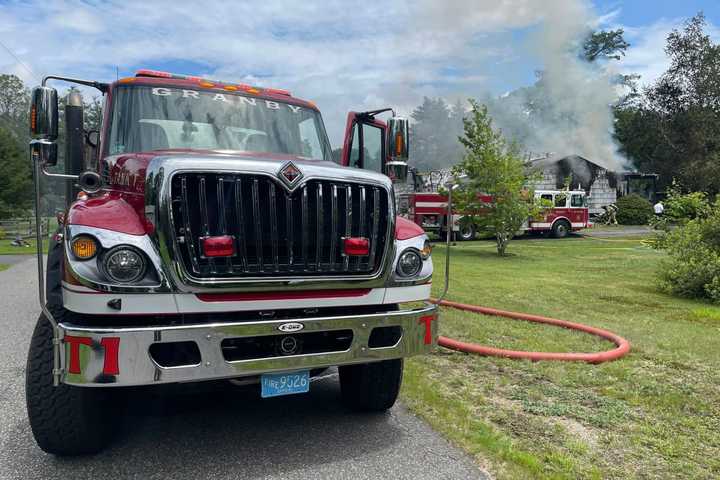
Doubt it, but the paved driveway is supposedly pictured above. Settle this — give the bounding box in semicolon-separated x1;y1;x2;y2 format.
0;258;486;480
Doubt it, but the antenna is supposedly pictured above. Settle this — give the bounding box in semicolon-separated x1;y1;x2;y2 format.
0;38;41;82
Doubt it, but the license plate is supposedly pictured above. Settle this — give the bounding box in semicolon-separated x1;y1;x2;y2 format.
261;370;310;398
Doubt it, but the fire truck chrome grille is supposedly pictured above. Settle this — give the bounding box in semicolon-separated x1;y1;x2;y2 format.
169;173;390;278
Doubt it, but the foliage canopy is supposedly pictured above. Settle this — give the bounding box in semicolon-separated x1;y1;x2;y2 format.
615;14;720;194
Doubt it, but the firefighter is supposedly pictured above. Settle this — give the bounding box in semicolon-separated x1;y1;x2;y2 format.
602;203;618;225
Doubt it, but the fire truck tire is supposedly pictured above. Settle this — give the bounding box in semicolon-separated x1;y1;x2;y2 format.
458;224;476;241
26;309;116;455
551;220;571;238
339;359;403;411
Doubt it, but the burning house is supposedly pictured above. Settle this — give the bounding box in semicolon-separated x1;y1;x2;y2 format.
528;154;658;215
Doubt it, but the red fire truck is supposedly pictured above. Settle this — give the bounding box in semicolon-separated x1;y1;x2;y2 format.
26;70;438;455
405;187;590;240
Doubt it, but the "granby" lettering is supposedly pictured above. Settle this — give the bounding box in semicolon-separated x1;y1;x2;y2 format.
151;87;302;113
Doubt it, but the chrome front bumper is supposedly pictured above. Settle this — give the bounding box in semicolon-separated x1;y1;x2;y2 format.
59;303;438;387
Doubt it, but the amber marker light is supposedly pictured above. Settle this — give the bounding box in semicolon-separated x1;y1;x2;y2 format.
420;240;432;259
199;81;215;88
71;236;98;260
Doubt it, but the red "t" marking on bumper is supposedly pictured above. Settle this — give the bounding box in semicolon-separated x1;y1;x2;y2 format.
64;335;93;374
418;314;437;345
64;336;121;375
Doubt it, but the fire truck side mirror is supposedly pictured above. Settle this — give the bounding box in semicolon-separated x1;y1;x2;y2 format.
386;116;409;184
30;139;58;168
30;86;59;141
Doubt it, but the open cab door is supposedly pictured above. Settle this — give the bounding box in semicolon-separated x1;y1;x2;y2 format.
341;110;409;184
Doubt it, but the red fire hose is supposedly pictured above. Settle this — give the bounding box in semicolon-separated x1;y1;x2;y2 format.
432;298;631;364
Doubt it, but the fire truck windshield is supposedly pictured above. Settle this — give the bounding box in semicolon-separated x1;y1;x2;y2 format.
107;85;332;161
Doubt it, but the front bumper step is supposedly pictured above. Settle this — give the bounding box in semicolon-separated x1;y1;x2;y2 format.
58;303;438;387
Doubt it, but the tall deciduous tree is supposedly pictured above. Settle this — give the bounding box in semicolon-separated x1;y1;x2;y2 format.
615;13;720;194
0;74;30;143
0;126;32;218
452;100;542;256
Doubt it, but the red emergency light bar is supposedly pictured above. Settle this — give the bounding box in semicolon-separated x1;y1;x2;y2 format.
134;69;291;97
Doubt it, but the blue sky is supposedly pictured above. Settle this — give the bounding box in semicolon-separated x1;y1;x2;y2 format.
0;0;717;146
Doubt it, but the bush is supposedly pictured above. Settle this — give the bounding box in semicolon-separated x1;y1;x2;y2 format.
658;201;720;304
616;194;653;225
663;181;711;224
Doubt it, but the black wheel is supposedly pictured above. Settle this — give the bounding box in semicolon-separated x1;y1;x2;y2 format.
339;359;403;411
551;220;570;238
457;223;476;241
26;309;117;455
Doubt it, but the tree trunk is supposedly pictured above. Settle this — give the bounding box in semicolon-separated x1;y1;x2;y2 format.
496;234;508;256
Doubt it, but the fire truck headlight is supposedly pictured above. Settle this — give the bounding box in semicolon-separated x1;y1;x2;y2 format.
101;246;147;284
397;249;423;277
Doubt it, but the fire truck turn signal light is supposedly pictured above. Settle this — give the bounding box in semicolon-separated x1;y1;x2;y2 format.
420;240;432;259
202;235;235;257
343;237;370;256
71;236;98;260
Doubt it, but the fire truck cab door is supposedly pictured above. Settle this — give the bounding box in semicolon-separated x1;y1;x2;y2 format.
340;112;386;174
569;193;588;225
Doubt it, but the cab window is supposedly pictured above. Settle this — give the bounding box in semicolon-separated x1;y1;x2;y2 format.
348;126;360;168
554;194;568;207
540;194;553;202
348;122;383;173
362;124;383;173
571;194;584;207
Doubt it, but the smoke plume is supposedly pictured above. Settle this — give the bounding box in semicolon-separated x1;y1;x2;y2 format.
416;0;629;172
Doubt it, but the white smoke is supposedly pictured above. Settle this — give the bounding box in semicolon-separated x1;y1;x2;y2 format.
416;0;629;171
522;0;628;171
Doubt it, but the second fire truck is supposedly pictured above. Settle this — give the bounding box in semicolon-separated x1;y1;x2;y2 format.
402;172;591;240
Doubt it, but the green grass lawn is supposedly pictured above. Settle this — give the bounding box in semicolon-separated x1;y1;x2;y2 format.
401;236;720;479
0;239;37;255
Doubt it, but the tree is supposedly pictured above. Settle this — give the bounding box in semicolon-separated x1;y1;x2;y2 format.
615;13;720;194
0;126;32;218
452;100;542;256
582;29;630;62
0;74;30;143
409;97;465;171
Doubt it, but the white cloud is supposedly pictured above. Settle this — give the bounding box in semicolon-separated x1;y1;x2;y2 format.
1;0;706;148
1;0;566;144
617;17;720;87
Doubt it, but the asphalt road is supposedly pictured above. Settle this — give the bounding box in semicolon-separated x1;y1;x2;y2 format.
0;257;487;480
